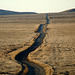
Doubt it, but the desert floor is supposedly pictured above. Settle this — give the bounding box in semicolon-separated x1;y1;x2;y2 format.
29;13;75;75
0;14;46;74
0;13;75;75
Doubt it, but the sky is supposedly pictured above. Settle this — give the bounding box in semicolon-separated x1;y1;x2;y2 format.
0;0;75;13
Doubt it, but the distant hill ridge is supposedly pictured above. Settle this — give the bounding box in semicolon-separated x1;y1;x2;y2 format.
0;9;37;15
63;8;75;12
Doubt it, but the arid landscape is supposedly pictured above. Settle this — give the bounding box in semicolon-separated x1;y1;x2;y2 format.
0;14;46;74
0;9;75;75
28;12;75;75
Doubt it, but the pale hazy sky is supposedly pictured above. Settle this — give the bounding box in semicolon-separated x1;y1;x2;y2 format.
0;0;75;13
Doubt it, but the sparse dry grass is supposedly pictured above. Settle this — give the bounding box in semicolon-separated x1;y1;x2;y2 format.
0;14;46;74
29;13;75;75
0;14;46;53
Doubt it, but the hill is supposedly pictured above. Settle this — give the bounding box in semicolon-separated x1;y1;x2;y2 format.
63;8;75;12
0;9;37;15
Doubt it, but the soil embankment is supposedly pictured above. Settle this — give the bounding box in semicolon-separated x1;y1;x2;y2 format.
15;24;47;75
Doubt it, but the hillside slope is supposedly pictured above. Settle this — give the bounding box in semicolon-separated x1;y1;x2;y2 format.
63;8;75;12
0;9;37;15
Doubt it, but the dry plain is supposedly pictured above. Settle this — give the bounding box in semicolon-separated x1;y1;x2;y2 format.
0;12;75;75
28;12;75;75
0;14;46;74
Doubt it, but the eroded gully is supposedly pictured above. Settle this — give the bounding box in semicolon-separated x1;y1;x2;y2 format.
15;14;50;75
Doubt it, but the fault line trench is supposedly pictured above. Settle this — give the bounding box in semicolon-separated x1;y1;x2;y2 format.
8;14;53;75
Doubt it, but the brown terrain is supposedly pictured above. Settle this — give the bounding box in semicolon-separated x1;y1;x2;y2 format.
0;11;75;75
28;12;75;75
0;14;46;74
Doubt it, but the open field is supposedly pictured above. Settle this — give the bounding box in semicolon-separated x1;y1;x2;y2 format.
29;13;75;75
0;14;46;74
0;12;75;75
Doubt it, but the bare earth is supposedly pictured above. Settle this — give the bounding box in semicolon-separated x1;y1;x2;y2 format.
0;14;46;74
29;13;75;75
0;13;75;75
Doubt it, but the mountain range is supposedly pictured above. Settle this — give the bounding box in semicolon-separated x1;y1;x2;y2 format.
0;9;37;15
0;8;75;15
63;8;75;12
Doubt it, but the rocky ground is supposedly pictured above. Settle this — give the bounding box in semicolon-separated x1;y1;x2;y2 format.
28;13;75;75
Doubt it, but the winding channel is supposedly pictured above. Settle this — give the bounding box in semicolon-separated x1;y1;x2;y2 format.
15;14;49;75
